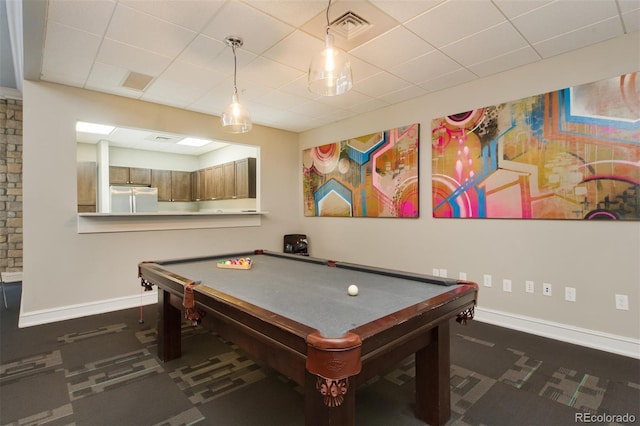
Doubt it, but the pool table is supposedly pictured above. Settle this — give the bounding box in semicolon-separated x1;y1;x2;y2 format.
139;250;478;425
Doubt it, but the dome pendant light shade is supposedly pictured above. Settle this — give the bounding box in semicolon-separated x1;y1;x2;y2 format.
221;36;252;133
308;33;353;96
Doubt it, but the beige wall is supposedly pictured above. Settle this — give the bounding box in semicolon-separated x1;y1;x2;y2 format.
21;82;300;322
299;33;640;354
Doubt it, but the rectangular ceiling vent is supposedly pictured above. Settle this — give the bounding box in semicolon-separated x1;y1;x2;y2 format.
144;133;182;144
121;71;154;91
330;11;371;40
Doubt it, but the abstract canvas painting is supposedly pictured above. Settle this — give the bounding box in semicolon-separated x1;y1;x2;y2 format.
303;124;419;217
432;72;639;220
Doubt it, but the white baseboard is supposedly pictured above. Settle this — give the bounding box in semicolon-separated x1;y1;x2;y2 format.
18;291;158;328
474;307;640;360
16;296;639;360
1;271;23;283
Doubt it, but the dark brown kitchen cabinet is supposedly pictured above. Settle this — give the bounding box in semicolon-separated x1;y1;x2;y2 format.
77;161;97;212
235;157;256;199
152;169;172;201
109;166;151;185
171;171;192;202
223;162;236;199
152;169;191;202
191;169;205;201
204;165;224;200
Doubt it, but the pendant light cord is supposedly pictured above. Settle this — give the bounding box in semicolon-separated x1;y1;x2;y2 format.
325;0;331;35
232;42;238;97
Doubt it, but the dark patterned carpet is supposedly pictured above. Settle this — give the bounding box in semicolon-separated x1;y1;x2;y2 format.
1;282;638;425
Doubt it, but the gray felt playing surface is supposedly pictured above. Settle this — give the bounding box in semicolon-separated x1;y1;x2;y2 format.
160;254;458;338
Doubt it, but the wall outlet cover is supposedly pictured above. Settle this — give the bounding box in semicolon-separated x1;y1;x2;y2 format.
543;283;552;296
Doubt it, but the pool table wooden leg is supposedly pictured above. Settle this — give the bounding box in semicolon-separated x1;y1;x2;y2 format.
304;371;356;426
415;321;451;425
157;288;182;362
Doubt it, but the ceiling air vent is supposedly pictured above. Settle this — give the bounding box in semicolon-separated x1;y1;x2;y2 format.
144;133;183;144
121;71;154;91
330;11;371;40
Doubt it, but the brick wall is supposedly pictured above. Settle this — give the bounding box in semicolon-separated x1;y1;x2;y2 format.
0;98;23;275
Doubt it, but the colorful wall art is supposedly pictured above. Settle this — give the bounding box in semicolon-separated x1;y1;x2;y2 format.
303;124;419;217
432;72;639;221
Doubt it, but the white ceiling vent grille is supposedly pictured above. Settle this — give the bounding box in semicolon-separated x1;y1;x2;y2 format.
330;11;371;40
144;133;182;144
121;71;154;91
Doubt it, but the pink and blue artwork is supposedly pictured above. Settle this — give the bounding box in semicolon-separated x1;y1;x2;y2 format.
303;124;419;218
432;72;639;221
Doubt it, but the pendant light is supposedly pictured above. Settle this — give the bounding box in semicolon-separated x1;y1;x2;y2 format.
221;36;252;133
308;0;353;96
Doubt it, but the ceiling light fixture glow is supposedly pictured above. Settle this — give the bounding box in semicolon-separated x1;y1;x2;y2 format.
221;36;252;134
308;0;353;96
177;137;212;147
76;121;115;135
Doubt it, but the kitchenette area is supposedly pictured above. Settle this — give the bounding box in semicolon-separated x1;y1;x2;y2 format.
76;123;264;233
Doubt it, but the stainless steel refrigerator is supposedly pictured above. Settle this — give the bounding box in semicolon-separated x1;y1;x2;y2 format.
110;186;158;213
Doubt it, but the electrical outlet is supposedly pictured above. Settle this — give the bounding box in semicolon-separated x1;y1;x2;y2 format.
503;279;512;292
483;274;492;287
459;272;467;280
439;269;448;278
543;282;552;296
615;294;629;310
525;280;535;294
564;286;576;302
432;268;440;277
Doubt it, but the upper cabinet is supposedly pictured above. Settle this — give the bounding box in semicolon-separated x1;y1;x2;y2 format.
152;169;192;202
109;166;151;185
77;161;97;212
235;157;256;199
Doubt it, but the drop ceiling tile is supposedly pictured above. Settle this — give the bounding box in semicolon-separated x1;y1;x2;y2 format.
201;1;294;54
418;68;477;93
346;96;390;115
390;50;463;84
622;9;640;32
354;71;412;97
42;22;101;83
510;0;620;44
405;0;506;48
295;99;344;117
97;38;173;75
441;22;529;67
177;35;228;71
492;0;553;19
254;89;310;111
467;46;540;77
279;75;323;100
119;0;225;31
47;0;116;35
350;56;385;83
244;0;327;27
143;60;226;106
369;0;443;23
85;62;146;98
350;26;435;71
533;17;625;58
105;4;197;57
240;56;305;89
377;84;429;105
262;31;323;72
314;88;376;110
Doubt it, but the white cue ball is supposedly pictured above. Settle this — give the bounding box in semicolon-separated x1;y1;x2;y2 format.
347;284;359;296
